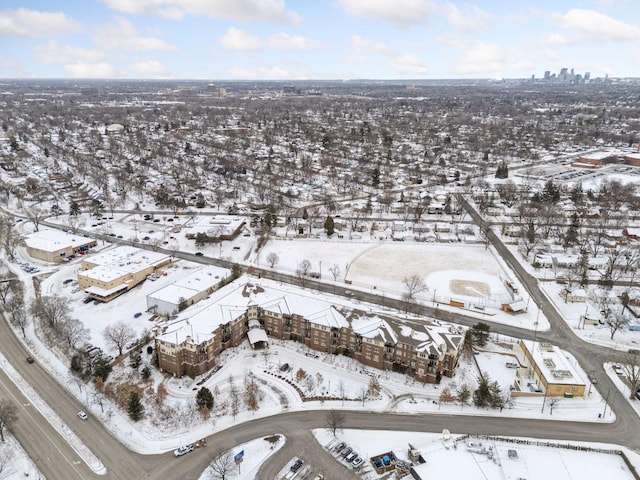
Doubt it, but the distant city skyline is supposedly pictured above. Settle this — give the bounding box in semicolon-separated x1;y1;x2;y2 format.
1;1;639;80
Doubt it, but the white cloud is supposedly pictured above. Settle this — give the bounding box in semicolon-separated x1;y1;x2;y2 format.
268;32;317;50
34;41;105;64
98;0;301;24
392;54;429;75
95;17;178;51
350;34;392;55
557;8;640;42
454;42;532;75
442;3;491;32
337;0;437;27
219;28;319;52
0;8;80;37
64;62;118;78
219;28;262;51
543;33;572;47
129;59;171;78
227;65;311;79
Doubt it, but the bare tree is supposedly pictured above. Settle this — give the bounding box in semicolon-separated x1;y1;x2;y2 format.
0;216;21;260
325;409;345;437
328;264;340;282
296;259;312;287
266;252;279;268
25;207;47;232
6;298;28;339
622;353;640;400
0;447;15;480
607;315;627;340
0;272;16;305
228;375;240;419
402;274;427;302
359;385;367;406
208;451;236;480
0;400;17;442
541;395;558;414
29;294;70;329
102;321;136;356
337;379;346;406
244;376;260;413
59;318;89;349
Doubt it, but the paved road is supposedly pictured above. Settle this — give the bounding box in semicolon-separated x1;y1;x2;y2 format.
3;201;640;479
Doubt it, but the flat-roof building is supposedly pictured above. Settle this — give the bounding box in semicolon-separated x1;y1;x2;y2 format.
146;265;230;317
78;246;171;302
24;229;97;263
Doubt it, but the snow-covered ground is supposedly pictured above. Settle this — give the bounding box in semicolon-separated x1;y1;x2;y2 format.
2;214;638;479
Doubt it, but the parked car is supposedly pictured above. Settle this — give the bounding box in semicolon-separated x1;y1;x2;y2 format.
279;363;290;372
335;442;346;453
63;278;74;285
174;445;194;457
341;447;353;458
352;456;364;468
77;411;88;420
195;252;204;256
345;451;358;462
290;459;303;472
26;356;34;364
133;312;142;318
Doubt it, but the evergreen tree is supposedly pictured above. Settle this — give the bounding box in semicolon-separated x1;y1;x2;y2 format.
563;213;580;249
92;357;113;382
127;391;144;421
130;351;142;370
263;204;276;228
324;215;335;237
371;167;380;188
471;322;490;347
231;263;242;280
541;180;560;203
473;375;491;408
69;200;80;216
495;161;509;179
456;383;472;406
141;366;151;381
196;387;214;410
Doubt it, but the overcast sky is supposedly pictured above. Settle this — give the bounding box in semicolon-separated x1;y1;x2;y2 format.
1;1;639;80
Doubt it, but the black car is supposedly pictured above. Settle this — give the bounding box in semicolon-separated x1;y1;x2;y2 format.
290;459;303;472
195;252;204;256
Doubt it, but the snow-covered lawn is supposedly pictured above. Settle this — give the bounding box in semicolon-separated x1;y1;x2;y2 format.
2;214;636;479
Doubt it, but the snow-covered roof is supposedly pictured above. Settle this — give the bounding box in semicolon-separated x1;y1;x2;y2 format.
85;245;170;273
147;266;230;304
158;279;348;345
522;340;585;387
184;216;245;237
24;228;95;253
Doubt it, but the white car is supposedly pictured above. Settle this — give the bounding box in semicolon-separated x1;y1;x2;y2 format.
174;445;194;457
77;411;88;421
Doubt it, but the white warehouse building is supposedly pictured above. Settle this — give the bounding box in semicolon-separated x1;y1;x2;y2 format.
146;265;230;317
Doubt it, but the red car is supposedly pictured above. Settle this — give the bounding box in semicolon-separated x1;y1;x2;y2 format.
26;356;35;364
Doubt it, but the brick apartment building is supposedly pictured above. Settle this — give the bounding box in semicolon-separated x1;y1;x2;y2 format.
156;280;463;383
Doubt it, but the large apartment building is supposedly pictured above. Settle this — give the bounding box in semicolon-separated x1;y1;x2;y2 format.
156;279;463;383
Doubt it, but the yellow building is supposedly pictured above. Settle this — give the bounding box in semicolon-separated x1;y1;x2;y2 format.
24;229;97;263
517;340;586;397
78;246;171;302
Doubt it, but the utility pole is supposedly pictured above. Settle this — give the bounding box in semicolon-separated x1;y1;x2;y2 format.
602;387;611;418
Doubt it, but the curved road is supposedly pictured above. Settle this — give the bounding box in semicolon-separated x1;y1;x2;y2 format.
2;201;640;478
